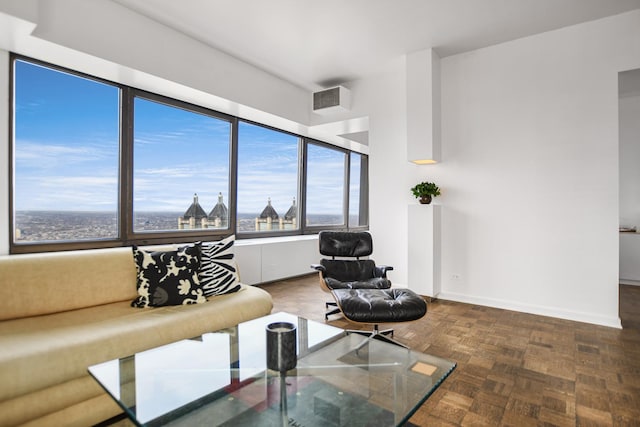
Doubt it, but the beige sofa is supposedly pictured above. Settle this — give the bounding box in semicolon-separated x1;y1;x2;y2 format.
0;246;274;426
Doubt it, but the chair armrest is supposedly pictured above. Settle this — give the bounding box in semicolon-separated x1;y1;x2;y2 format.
376;265;394;277
310;264;326;275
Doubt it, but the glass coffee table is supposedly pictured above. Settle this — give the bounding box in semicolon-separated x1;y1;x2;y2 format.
89;312;455;426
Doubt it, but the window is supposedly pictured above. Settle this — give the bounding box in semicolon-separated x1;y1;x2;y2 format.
349;152;368;228
305;142;346;228
12;60;120;243
10;56;368;252
133;95;232;233
237;122;300;234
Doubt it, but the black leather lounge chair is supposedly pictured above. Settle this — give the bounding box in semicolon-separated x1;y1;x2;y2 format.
311;231;393;320
311;231;427;348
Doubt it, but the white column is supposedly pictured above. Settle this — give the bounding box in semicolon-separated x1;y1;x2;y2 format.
408;204;441;298
406;48;441;164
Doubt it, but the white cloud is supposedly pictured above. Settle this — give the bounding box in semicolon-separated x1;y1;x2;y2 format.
15;174;118;211
15;139;117;169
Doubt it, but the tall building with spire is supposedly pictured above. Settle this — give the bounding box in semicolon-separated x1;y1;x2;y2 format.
178;193;229;230
255;197;297;231
178;193;208;229
284;197;297;229
255;198;279;231
208;192;228;228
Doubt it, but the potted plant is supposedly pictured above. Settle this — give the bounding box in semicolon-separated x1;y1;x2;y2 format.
411;181;441;204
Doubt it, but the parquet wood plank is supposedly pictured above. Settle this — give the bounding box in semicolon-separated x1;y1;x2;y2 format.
258;276;640;426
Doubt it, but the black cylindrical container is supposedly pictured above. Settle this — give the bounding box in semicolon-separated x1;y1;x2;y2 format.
266;322;297;372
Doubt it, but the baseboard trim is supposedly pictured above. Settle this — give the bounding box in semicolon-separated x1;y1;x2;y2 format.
620;279;640;286
438;291;622;329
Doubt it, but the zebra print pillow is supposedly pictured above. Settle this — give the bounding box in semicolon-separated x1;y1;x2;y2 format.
199;236;241;297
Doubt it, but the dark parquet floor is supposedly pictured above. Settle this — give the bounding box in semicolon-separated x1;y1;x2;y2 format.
257;278;640;426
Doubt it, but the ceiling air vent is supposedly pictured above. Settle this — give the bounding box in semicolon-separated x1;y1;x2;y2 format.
312;86;350;114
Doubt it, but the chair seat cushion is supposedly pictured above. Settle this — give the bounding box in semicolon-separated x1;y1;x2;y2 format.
331;288;427;323
325;277;391;290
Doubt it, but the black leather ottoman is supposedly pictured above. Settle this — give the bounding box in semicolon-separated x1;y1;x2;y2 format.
330;288;427;347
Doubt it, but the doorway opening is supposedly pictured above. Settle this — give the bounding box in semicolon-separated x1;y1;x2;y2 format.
619;68;640;327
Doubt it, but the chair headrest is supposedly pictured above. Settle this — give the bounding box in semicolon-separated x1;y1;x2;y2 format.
318;231;373;257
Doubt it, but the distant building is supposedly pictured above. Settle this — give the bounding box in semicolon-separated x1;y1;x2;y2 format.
178;193;208;229
208;192;228;228
255;198;278;231
255;197;297;231
284;197;297;229
179;193;229;229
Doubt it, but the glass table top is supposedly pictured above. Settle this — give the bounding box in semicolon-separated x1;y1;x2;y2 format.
89;312;456;426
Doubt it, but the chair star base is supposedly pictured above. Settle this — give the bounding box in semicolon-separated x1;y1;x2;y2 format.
346;325;409;349
325;301;341;320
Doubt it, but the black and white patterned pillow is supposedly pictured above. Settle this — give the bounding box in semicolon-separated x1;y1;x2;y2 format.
131;244;206;308
199;236;241;297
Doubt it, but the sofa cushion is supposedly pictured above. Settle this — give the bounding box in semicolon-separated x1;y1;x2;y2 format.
0;248;139;321
0;374;113;427
199;236;241;297
131;245;205;307
0;284;273;403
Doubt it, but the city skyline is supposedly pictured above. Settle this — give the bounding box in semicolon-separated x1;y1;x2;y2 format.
13;210;348;242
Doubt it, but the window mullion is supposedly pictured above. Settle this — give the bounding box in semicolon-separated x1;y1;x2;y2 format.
344;151;351;230
120;87;134;244
300;138;308;234
360;155;369;227
229;118;239;235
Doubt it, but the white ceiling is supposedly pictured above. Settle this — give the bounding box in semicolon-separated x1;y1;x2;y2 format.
114;0;640;91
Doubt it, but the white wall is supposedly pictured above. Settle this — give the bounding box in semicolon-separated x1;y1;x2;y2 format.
306;58;415;287
343;62;414;287
431;11;640;327
346;11;640;326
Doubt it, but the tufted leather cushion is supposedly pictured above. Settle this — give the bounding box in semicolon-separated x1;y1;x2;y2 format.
325;277;391;290
319;231;373;257
320;259;378;281
332;288;427;323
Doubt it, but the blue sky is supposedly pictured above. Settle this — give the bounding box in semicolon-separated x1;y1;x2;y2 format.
14;60;119;212
133;97;231;213
237;121;299;216
14;59;346;215
306;143;345;217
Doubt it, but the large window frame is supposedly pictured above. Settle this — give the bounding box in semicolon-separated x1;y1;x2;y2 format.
9;55;368;254
124;89;238;245
235;119;303;239
304;140;349;232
